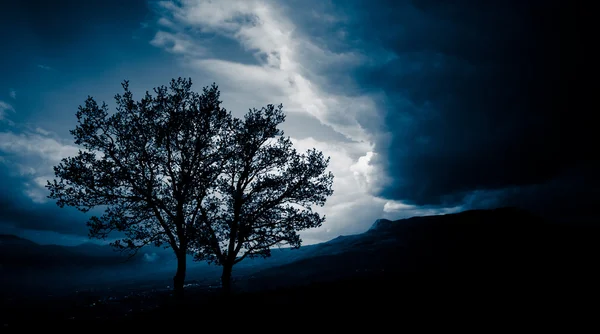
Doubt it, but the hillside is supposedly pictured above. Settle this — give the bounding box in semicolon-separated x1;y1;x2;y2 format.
2;207;598;297
242;207;600;291
0;234;141;269
2;207;599;327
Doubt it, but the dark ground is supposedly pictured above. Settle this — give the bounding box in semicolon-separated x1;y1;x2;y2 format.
2;208;598;328
4;272;596;329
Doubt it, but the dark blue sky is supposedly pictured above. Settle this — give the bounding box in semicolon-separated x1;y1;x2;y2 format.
0;0;593;245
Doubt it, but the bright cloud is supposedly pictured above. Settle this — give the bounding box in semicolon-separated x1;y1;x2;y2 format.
0;131;80;164
154;0;374;143
0;129;80;203
149;0;451;243
289;137;387;241
37;64;53;71
382;200;462;218
0;100;15;121
349;151;392;195
150;30;208;57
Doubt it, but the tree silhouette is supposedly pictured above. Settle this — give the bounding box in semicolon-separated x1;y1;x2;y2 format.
46;78;231;300
192;104;334;294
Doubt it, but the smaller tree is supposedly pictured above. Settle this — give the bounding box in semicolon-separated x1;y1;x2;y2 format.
192;104;334;294
46;78;231;300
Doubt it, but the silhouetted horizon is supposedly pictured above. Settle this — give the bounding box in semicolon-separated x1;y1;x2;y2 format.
0;0;594;328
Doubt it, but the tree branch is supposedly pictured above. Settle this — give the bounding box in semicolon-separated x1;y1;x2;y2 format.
234;239;281;264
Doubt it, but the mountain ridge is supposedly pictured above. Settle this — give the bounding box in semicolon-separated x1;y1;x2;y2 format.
2;207;598;296
242;206;599;291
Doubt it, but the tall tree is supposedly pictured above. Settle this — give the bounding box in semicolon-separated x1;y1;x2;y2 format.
46;78;231;299
192;104;334;294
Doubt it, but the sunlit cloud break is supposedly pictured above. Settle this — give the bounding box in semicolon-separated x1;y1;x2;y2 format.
0;100;15;121
148;0;426;241
154;0;376;144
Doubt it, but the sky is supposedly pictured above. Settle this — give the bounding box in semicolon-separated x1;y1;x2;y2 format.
0;0;594;246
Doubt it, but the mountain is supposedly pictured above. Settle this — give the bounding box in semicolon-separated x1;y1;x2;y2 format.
0;234;38;247
0;234;189;297
242;207;600;291
2;207;598;298
0;235;139;269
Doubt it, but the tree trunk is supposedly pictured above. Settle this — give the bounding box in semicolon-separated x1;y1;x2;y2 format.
221;262;233;296
173;253;187;301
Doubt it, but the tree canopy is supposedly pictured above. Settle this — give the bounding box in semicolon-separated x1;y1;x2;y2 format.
47;78;231;298
47;77;334;297
192;104;334;293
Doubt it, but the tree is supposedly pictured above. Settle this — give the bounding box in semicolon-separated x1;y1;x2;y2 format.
192;104;334;294
46;78;231;300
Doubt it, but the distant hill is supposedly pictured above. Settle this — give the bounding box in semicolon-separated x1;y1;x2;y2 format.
0;234;187;297
0;234;134;269
242;207;600;291
2;207;598;297
0;234;38;247
0;234;186;270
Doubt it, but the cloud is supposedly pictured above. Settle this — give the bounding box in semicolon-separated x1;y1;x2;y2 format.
290;137;451;243
460;163;599;224
0;126;125;239
349;151;391;195
0;160;90;237
0;127;80;207
0;123;92;237
37;64;53;71
153;0;378;144
1;0;590;248
0;130;80;168
9;89;16;99
322;0;594;219
149;0;416;243
144;252;159;262
291;138;376;218
150;30;208;56
383;200;461;218
0;100;15;121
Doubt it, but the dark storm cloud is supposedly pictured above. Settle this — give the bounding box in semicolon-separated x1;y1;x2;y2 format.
0;0;157;100
0;163;90;236
0;0;162;242
2;0;148;48
462;163;599;224
336;0;594;208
